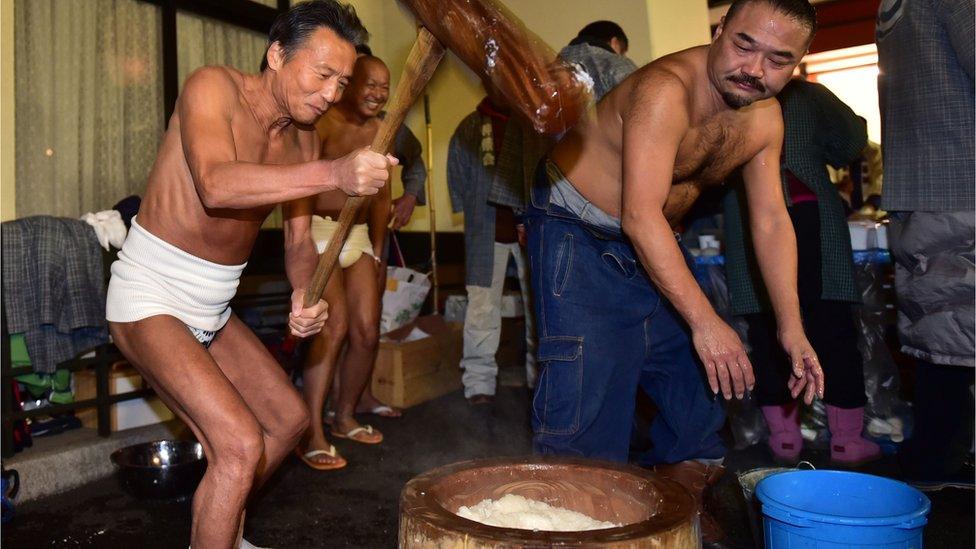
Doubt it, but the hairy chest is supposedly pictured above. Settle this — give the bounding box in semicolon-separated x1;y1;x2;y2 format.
672;116;764;187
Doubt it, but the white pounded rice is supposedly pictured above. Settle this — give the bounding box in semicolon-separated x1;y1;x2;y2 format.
456;494;620;532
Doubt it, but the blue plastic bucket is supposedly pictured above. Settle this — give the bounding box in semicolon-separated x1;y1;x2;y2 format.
756;470;931;548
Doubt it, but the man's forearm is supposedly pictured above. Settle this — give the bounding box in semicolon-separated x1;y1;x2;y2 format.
625;215;716;329
285;239;319;292
196;160;340;210
401;165;427;205
751;212;803;333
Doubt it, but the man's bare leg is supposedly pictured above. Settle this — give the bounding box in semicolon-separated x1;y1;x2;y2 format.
296;271;348;466
332;256;383;441
352;260;401;417
206;315;309;490
110;316;270;548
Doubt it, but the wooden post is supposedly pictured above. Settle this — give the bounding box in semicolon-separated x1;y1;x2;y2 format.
424;94;439;314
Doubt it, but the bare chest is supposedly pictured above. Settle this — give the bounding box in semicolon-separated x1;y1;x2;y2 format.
233;118;309;166
321;121;378;160
672;117;763;187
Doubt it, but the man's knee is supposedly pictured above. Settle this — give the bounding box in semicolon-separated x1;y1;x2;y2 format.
347;321;378;350
323;314;349;346
268;392;309;444
212;422;265;478
283;400;311;442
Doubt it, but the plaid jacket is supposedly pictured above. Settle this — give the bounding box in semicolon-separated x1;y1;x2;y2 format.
724;80;866;315
2;216;109;373
448;111;528;287
877;0;975;211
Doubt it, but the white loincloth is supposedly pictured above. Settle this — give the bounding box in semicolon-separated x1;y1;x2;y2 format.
106;216;245;346
311;215;375;268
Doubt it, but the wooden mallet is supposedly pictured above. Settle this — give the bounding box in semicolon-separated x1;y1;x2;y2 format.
303;0;591;308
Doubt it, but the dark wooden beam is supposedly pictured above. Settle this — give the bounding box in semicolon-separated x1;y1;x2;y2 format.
137;0;287;125
138;0;281;34
809;0;881;54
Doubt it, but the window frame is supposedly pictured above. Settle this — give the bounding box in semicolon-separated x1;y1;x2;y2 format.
136;0;289;123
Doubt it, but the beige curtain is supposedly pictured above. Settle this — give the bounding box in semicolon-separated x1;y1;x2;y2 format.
176;11;269;88
15;0;164;218
176;11;282;227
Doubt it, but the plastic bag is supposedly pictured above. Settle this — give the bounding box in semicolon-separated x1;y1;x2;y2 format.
854;254;912;444
380;266;431;335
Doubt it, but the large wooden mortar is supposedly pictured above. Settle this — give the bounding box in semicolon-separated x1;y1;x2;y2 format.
400;456;700;548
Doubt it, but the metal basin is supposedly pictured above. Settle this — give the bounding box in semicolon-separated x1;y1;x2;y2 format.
110;440;206;500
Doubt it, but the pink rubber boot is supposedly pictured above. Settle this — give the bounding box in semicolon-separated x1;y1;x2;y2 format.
826;405;882;466
761;403;803;464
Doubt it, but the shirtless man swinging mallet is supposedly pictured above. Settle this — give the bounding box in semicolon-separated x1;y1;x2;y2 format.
525;0;825;545
105;3;397;547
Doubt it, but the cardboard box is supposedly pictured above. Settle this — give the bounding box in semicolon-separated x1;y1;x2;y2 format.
371;316;462;409
74;363;174;432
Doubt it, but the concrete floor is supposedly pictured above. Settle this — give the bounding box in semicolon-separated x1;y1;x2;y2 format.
3;381;973;548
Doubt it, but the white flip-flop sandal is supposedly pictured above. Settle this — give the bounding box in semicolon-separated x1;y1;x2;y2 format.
331;424;383;445
294;445;347;470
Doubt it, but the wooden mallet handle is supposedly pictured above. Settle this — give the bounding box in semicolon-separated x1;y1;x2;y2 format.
303;28;446;308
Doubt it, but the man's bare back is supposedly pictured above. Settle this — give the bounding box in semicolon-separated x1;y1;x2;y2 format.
551;46;781;226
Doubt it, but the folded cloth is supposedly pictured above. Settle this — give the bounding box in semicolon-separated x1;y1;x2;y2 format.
1;216;109;374
80;210;127;250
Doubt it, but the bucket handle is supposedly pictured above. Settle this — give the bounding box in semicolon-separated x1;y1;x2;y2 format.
796;461;816;470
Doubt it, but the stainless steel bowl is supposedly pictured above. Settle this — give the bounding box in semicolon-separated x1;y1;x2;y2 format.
110;440;206;500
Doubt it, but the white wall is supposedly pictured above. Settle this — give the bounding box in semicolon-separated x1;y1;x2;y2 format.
645;0;711;60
